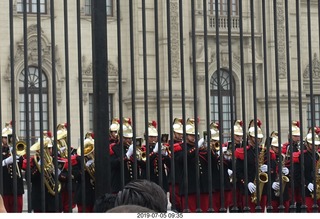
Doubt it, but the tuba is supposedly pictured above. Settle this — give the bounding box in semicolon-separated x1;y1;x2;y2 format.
251;144;268;204
31;138;61;196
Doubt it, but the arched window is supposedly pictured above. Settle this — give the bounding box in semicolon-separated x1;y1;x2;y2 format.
19;66;49;144
210;69;236;142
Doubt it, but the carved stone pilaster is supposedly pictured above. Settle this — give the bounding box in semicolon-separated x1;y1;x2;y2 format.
170;0;180;78
276;0;286;79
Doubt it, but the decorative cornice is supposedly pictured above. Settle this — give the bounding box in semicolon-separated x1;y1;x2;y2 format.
276;0;286;79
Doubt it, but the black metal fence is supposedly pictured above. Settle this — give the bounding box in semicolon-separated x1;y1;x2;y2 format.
1;0;320;213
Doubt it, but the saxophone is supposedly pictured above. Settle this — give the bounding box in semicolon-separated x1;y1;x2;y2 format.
274;154;290;197
311;152;320;200
251;144;268;204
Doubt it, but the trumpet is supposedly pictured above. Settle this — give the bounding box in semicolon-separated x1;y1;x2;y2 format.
135;138;146;161
210;141;220;151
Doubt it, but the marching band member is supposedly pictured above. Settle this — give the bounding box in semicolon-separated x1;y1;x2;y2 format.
269;133;290;212
110;117;138;193
109;117;120;144
209;122;233;212
293;132;320;212
28;132;62;212
175;118;213;212
281;121;301;212
168;118;184;212
235;125;269;212
74;132;95;212
140;121;170;193
1;123;24;212
222;120;244;212
55;124;78;213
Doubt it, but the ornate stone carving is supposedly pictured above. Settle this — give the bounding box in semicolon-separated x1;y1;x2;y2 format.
5;24;63;103
303;53;320;79
276;0;286;79
170;0;180;78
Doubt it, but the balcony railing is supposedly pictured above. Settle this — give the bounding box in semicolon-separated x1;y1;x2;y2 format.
208;15;240;31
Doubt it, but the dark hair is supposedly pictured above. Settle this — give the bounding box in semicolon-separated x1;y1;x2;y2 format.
93;193;117;212
115;179;168;212
107;204;155;213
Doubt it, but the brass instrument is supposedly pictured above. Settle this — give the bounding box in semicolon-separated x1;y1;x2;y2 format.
311;152;320;200
251;144;268;204
7;137;27;178
57;130;68;158
211;141;220;151
81;139;95;185
274;154;290;197
32;139;62;196
135;138;146;161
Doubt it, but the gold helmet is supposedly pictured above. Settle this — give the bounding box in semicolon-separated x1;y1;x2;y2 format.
248;126;264;139
186;118;196;135
85;131;94;140
233;120;243;136
173;118;183;134
291;120;300;136
148;120;158;137
271;135;279;147
122;117;133;138
110;117;120;132
210;121;219;141
305;132;320;145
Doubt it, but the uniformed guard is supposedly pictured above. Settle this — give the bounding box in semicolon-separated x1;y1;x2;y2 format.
28;133;62;212
235;125;269;212
140;121;170;193
269;134;290;212
293;132;320;212
110;117;137;193
168;118;184;212
109;117;120;144
1;123;25;212
74;133;95;212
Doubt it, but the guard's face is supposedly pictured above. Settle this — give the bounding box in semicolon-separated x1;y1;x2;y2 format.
1;137;7;146
234;134;243;144
292;135;300;143
248;136;263;147
110;131;118;139
123;137;132;146
148;136;157;146
174;132;183;142
186;134;195;145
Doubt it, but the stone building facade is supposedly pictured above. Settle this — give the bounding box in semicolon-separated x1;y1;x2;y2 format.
0;0;319;146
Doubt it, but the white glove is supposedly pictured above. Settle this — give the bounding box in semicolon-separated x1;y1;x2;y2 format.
248;182;256;193
222;147;227;153
318;168;320;175
126;144;134;159
2;156;19;166
227;169;233;176
282;167;289;176
59;146;66;153
85;159;94;167
308;183;314;192
198;138;205;148
260;164;268;173
272;182;280;190
153;142;159;153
